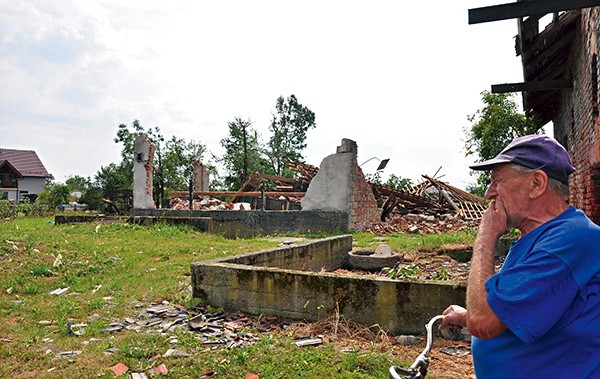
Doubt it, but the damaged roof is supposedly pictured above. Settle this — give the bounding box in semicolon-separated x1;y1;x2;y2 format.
287;162;487;221
518;10;580;125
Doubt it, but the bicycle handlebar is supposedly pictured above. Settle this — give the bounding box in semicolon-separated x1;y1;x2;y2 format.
389;315;444;379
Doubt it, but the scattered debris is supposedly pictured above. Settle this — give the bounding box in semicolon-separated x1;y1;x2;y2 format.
81;338;101;345
170;197;233;211
166;161;485;234
108;362;128;377
395;335;423;347
148;364;168;375
52;253;62;268
104;347;119;355
101;323;125;333
67;322;87;336
163;348;190;358
293;336;324;347
56;350;82;359
197;370;218;379
49;287;69;296
440;345;471;357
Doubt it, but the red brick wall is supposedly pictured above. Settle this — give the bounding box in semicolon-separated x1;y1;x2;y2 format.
348;162;380;232
554;9;600;224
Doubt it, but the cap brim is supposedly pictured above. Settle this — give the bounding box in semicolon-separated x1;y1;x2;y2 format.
469;156;513;171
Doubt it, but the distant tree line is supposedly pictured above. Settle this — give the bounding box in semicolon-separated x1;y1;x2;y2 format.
40;91;530;212
38;95;318;211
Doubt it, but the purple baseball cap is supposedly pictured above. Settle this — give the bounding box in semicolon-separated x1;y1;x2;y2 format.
469;135;575;184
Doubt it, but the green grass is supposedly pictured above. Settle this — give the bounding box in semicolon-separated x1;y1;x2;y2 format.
0;217;475;378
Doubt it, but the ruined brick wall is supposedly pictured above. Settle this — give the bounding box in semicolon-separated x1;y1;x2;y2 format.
348;160;380;232
554;9;600;224
301;138;380;231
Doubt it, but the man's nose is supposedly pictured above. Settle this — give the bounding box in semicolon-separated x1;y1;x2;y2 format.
484;184;496;200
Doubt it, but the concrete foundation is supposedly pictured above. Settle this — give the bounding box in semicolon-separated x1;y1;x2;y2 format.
130;208;349;237
191;235;466;334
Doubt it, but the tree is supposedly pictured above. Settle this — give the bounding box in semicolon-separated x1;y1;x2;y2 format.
37;183;70;210
364;172;413;190
220;117;271;190
464;91;542;196
110;120;207;206
65;175;91;193
384;174;413;190
161;136;207;192
95;162;132;192
266;95;316;176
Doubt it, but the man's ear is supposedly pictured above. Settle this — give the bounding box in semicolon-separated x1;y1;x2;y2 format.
529;170;548;198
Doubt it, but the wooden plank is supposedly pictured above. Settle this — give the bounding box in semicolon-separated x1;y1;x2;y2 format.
252;172;296;184
491;79;571;93
169;191;306;198
469;0;600;24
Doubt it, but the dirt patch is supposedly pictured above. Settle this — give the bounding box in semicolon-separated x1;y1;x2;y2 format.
286;307;475;378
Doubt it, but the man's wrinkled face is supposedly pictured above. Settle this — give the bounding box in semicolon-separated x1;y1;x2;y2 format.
485;163;532;229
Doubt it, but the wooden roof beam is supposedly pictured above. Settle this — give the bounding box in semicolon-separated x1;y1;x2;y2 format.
491;79;571;93
469;0;600;24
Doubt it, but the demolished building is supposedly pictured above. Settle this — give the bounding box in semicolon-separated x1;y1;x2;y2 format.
164;138;486;234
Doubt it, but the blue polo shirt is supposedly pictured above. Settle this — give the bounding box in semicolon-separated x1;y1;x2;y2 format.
472;207;600;378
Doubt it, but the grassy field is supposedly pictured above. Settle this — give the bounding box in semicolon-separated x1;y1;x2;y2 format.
0;217;475;378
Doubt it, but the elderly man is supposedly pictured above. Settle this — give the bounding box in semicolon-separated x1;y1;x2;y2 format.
440;135;600;378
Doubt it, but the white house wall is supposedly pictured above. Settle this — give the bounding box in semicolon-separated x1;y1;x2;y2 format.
19;177;46;196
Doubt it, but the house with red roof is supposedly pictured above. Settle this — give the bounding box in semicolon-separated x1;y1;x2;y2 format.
0;148;50;203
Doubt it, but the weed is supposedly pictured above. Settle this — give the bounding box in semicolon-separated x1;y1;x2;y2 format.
434;267;451;280
185;297;203;310
54;298;80;319
29;264;53;277
381;264;422;280
23;285;40;295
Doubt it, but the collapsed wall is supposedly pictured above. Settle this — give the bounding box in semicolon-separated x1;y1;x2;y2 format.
301;138;380;231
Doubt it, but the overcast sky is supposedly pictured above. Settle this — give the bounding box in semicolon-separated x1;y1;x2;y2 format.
1;1;545;189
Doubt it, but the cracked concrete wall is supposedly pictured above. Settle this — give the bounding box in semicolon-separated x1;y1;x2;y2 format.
133;134;156;209
191;235;466;334
193;160;210;193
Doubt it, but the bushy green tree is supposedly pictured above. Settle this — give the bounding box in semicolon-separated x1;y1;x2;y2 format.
95;162;132;192
37;183;70;210
161;136;207;192
65;175;91;193
464;91;542;196
108;120;207;206
220;117;272;190
266;95;316;176
384;174;413;190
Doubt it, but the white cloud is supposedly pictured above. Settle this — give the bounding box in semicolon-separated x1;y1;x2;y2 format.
1;1;529;186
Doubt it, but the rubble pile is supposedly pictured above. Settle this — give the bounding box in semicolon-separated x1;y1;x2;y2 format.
368;212;479;234
170;197;235;211
166;161;487;234
104;301;288;346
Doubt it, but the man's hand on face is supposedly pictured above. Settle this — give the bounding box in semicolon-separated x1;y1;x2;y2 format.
480;198;509;240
